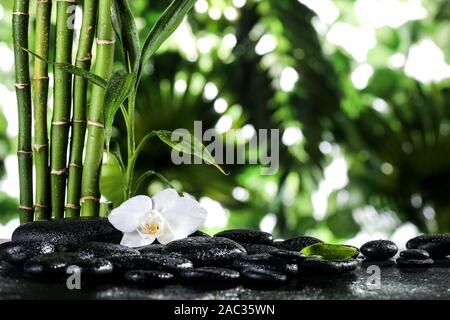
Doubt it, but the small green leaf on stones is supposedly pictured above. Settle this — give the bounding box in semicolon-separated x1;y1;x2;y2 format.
300;243;358;260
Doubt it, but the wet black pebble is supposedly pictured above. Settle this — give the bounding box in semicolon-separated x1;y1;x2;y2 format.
0;241;55;265
232;253;298;275
107;253;193;274
298;258;359;275
406;234;450;258
277;236;323;251
23;252;113;277
214;229;273;245
241;267;287;285
161;237;246;266
12;218;122;249
400;249;430;260
241;243;279;255
136;244;165;255
180;267;240;282
360;240;398;260
189;230;211;238
125;270;175;284
270;249;306;262
76;242;140;258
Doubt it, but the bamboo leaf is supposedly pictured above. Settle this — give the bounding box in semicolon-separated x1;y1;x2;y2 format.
109;141;125;175
132;170;175;196
155;130;228;175
300;243;359;260
139;0;196;76
56;63;107;89
103;70;135;151
23;47;107;89
111;0;140;72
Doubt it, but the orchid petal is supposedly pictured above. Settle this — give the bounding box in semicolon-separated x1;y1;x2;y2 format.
108;195;152;232
160;197;207;240
151;188;181;212
157;226;175;244
120;230;155;247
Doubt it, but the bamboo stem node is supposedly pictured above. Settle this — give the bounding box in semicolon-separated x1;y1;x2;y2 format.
15;83;30;89
12;11;29;16
51;168;68;175
17;150;33;155
19;205;34;210
87;120;104;128
51;120;70;126
69;162;82;168
66;203;80;209
96;38;116;45
80;195;100;202
33;143;48;151
76;54;92;62
72;118;87;124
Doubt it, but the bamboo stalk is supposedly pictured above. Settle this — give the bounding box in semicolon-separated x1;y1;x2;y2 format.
66;0;98;218
33;0;52;221
50;0;76;219
13;0;33;223
81;0;115;216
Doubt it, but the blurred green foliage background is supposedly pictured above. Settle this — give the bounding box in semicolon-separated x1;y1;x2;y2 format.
0;0;449;242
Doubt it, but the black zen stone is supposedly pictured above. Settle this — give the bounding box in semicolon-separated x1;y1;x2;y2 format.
360;240;398;260
180;267;240;282
189;231;211;238
23;252;113;277
12;218;122;249
270;249;307;262
0;241;55;265
241;267;287;285
161;237;246;266
125;270;175;284
107;253;193;274
232;253;298;275
241;243;279;255
400;249;430;260
298;258;359;275
406;234;450;258
277;236;323;251
136;244;165;255
214;229;273;245
396;257;434;267
76;242;140;258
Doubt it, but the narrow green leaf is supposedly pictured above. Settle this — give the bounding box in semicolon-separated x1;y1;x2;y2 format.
155;130;228;175
300;243;359;260
139;0;196;76
132;170;175;196
109;141;125;175
23;47;107;88
111;0;140;72
56;63;107;89
103;70;135;151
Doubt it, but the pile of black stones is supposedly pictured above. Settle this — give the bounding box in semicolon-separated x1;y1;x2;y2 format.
0;218;449;287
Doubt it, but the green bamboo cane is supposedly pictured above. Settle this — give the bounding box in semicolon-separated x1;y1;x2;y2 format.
33;0;52;221
13;0;33;223
66;0;98;218
81;0;115;216
50;0;76;219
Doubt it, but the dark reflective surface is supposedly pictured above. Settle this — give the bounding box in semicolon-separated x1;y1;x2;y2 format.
1;261;449;300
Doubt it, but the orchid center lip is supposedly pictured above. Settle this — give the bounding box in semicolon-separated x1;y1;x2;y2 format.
137;209;165;238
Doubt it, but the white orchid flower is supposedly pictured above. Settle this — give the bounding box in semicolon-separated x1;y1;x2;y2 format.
108;188;207;247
